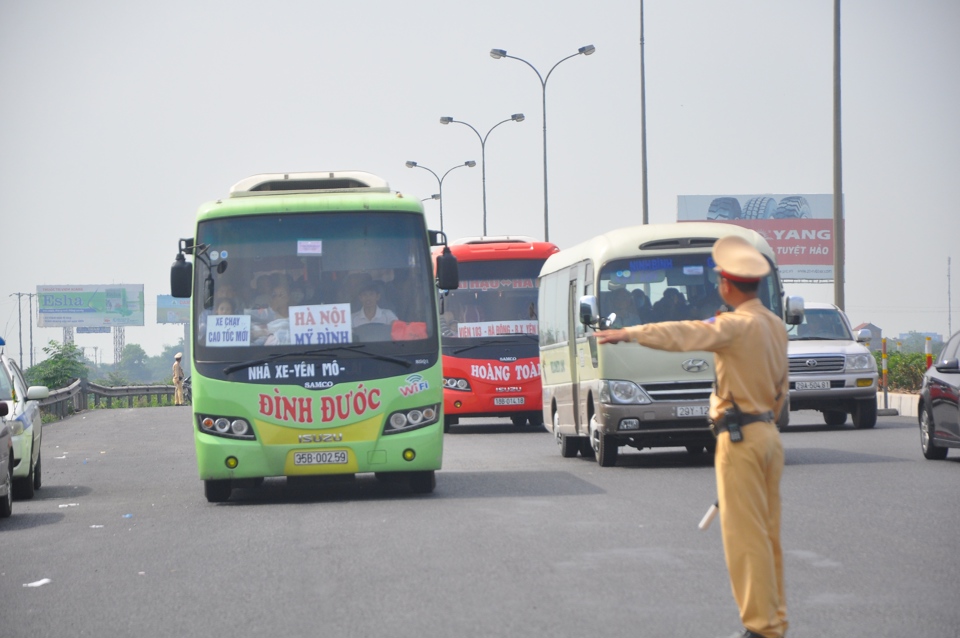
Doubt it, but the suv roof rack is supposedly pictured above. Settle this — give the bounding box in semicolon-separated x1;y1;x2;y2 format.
229;171;390;197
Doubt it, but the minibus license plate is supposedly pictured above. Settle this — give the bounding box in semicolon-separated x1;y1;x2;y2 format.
494;397;525;406
796;381;829;390
294;450;348;466
677;405;709;417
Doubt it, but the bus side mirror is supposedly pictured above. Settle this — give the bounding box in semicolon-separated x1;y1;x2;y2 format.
436;246;459;291
579;295;599;326
428;229;448;248
171;253;193;298
0;402;7;417
784;296;804;325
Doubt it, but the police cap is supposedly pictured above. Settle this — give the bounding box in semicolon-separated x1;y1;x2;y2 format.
712;235;770;283
175;352;182;359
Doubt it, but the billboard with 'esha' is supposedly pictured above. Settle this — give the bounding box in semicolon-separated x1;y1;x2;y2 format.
677;194;840;280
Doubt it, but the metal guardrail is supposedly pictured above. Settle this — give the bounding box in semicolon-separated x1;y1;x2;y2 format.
39;379;178;419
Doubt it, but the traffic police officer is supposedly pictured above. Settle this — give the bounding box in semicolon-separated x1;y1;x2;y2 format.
595;234;789;638
172;352;185;406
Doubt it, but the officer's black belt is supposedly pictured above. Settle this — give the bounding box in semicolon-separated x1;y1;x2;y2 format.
711;410;774;435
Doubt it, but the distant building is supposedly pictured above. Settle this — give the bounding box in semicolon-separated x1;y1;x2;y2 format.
854;322;882;351
897;332;944;344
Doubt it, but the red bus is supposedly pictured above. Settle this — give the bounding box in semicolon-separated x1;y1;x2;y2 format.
433;236;559;430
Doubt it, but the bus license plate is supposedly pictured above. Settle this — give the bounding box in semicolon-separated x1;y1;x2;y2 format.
494;397;525;406
294;450;348;466
677;405;709;417
796;381;830;390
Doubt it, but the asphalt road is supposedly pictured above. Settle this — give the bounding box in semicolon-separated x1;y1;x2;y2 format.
1;407;957;638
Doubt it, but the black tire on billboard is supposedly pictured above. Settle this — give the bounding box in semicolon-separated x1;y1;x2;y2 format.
774;195;811;219
707;197;742;220
741;196;777;219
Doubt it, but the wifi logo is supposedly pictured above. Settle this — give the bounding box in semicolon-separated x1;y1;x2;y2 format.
399;374;429;397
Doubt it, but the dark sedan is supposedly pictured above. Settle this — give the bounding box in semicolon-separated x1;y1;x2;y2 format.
918;330;960;459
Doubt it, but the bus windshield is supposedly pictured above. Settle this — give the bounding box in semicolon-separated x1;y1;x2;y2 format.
598;252;782;327
440;259;541;340
193;211;437;359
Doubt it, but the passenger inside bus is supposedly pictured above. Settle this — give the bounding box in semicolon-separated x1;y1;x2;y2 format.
251;275;292;345
609;287;642;328
652;287;690;321
352;280;398;327
439;294;460;337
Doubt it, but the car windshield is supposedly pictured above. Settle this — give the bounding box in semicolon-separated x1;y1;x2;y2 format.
439;259;542;341
598;252;782;327
193;211;437;359
788;308;852;341
0;364;12;401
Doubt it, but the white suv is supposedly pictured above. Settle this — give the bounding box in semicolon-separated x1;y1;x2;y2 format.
786;302;878;429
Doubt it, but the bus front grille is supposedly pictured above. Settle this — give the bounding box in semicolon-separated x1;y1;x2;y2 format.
641;381;714;402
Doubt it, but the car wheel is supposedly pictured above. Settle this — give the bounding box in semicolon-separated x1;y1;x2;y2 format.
528;412;544;427
33;449;41;491
592;427;618;467
920;405;948;460
559;434;580;458
511;415;527;427
777;398;790;431
823;410;847;426
852;398;877;429
443;415;457;433
14;447;36;500
0;456;12;518
204;479;232;503
408;470;436;494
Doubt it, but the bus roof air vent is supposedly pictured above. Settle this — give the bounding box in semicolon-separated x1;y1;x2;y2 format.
639;237;717;251
452;235;540;245
228;171;391;197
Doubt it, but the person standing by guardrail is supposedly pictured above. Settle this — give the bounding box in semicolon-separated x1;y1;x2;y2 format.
172;352;185;406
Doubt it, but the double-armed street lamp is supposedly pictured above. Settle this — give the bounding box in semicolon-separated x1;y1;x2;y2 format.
404;160;476;233
490;45;596;242
439;113;525;237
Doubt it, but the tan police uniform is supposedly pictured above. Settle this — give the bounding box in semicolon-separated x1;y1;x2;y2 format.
618;236;789;638
172;353;185;406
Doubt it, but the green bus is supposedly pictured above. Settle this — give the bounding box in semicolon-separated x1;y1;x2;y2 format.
171;171;458;502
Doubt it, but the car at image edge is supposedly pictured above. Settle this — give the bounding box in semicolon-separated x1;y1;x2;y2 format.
0;337;50;499
918;329;960;459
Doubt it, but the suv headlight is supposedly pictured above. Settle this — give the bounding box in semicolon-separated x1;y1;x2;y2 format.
599;380;652;405
845;354;876;371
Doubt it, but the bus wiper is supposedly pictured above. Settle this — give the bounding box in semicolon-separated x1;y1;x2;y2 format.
223;345;410;375
314;345;412;368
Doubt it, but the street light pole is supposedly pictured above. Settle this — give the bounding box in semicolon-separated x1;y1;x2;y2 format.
404;160;476;233
440;114;524;237
490;45;595;242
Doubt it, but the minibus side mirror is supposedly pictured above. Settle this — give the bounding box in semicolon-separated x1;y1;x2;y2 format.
784;296;804;325
580;295;599;326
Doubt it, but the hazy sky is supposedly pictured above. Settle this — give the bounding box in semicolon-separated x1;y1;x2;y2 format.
1;0;957;366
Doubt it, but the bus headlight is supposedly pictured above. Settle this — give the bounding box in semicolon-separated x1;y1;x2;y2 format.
443;377;471;391
384;404;440;435
198;414;256;440
599;380;652;405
